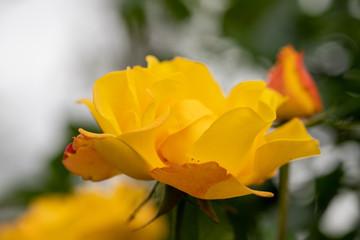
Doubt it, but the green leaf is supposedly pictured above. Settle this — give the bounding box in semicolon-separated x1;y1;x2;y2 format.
314;163;344;215
119;0;147;38
163;0;191;20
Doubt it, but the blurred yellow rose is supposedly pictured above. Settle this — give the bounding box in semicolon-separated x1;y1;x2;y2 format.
0;182;167;240
267;45;323;120
63;56;320;199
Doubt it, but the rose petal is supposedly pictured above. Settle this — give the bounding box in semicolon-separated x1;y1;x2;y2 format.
226;81;285;122
244;118;321;185
226;81;266;110
296;53;323;112
160;115;215;165
188;107;270;176
265;117;313;141
92;71;142;133
90;109;180;179
63;135;120;181
150;162;273;199
78;98;121;135
146;56;225;114
159;99;215;165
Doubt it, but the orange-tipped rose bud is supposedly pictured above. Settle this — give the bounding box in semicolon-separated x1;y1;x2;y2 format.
267;45;323;120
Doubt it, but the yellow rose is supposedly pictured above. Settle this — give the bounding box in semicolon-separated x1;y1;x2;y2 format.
267;45;323;120
0;182;167;240
63;56;320;199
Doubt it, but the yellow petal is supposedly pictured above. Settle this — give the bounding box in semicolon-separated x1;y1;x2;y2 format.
150;162;273;199
142;101;157;127
141;72;191;127
257;87;286;121
160;115;215;165
147;56;225;113
260;88;286;111
146;55;159;67
265;118;313;141
78;98;121;135
188;108;270;176
89;109;179;179
172;99;214;128
62;133;120;181
91;135;154;180
226;80;266;110
120;110;141;133
246;118;321;185
281;47;316;115
126;65;162;113
147;74;187;115
75;129;153;179
159;99;215;165
226;81;285;122
93;71;139;134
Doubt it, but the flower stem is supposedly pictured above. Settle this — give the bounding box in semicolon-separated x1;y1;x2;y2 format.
278;163;289;240
171;199;186;240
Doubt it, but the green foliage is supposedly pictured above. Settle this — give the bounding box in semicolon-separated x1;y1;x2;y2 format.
224;181;278;240
314;164;344;216
118;0;147;39
162;0;191;20
170;196;233;240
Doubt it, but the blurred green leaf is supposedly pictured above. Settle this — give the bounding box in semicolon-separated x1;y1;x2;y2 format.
223;0;297;59
222;180;278;239
119;0;147;38
179;196;233;240
163;0;191;20
314;164;343;215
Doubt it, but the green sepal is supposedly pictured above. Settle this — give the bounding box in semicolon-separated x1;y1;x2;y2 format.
136;184;185;230
155;184;185;218
128;181;159;222
197;199;220;224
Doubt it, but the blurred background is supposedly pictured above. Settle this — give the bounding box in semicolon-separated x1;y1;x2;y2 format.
0;0;360;239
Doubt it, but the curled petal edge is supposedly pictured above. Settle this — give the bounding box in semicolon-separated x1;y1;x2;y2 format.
62;133;120;181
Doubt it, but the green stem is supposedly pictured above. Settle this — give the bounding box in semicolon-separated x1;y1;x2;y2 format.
278;163;289;240
170;208;176;240
171;199;186;240
176;200;186;240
